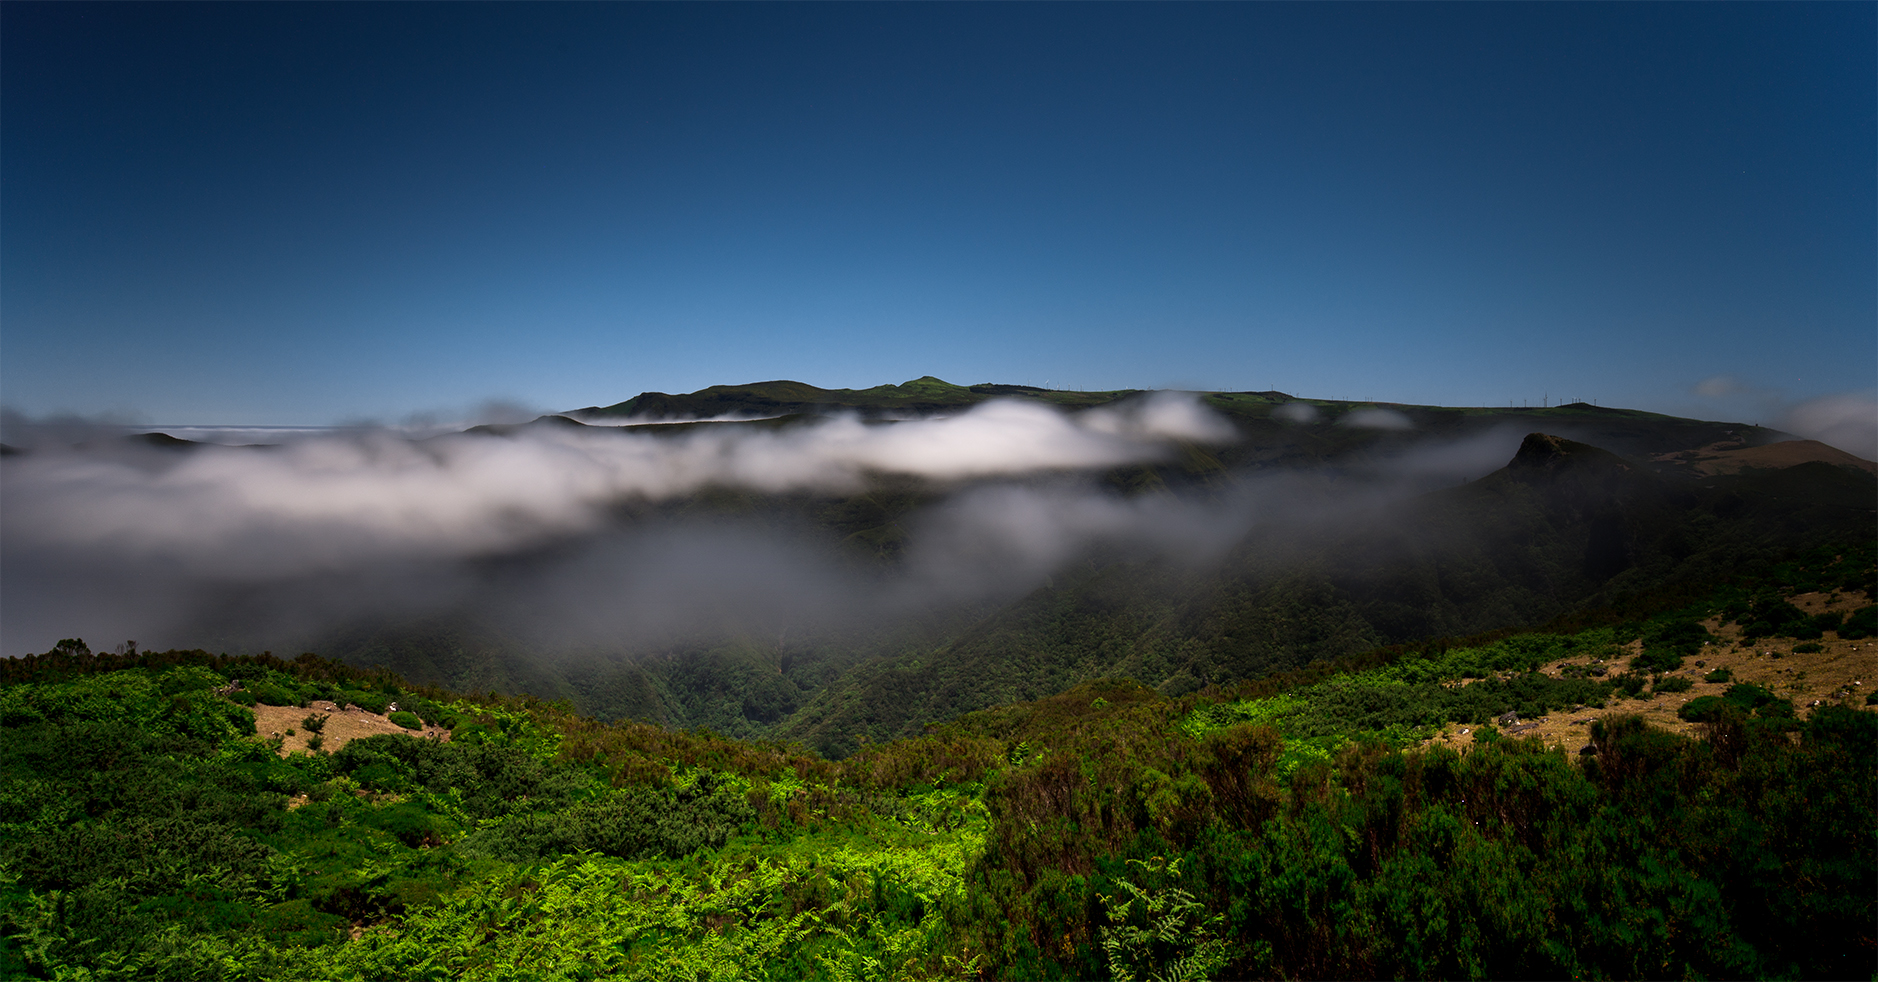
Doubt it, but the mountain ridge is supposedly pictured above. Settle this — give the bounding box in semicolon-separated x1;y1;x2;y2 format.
26;382;1868;757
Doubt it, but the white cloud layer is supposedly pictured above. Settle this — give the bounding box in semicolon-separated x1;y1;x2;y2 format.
0;395;1230;579
1273;402;1319;423
0;395;1255;661
1778;392;1878;461
0;392;1639;659
1338;407;1414;430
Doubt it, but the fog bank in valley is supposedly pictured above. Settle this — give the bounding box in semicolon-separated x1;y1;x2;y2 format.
1;394;1533;659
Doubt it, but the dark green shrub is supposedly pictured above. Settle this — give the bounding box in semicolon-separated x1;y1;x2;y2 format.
1839;605;1876;640
1678;696;1724;722
1808;611;1844;634
406;697;456;728
1756;698;1795;719
300;681;342;705
156;666;223;696
1792;642;1824;654
247;681;300;707
1583;714;1688;790
387;710;422;730
1722;683;1779;711
1625;620;1711;673
362;802;439;847
228;689;257;706
351;761;409;792
1734;595;1817;639
1805;703;1878;757
1741;621;1777;639
451;722;491;745
1642;618;1711;655
340;689;390;715
1703;668;1733;683
1715;682;1797;721
459;774;755;862
1652;675;1693;694
253;898;346;948
325;733;584;820
1756;597;1808;628
1631;649;1684;673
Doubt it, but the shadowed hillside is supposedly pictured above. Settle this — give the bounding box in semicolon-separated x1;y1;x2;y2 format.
776;432;1876;754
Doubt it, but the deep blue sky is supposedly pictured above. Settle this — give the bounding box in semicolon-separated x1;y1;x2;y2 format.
3;3;1872;426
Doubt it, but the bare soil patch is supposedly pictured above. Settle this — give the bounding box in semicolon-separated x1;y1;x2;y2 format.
250;700;451;756
1427;591;1876;754
1654;438;1876;476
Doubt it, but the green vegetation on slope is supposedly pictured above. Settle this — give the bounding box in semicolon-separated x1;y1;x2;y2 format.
778;458;1876;756
4;580;1872;980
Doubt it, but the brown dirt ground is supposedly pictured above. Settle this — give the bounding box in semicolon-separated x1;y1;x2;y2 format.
251;700;451;757
1652;438;1876;476
1420;590;1878;754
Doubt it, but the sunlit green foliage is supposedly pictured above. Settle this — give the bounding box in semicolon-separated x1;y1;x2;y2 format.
1182;632;1620;770
1098;857;1237;982
2;620;1872;980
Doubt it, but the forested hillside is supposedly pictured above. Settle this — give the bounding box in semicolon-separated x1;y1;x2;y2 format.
302;404;1875;757
779;434;1878;754
4;549;1874;979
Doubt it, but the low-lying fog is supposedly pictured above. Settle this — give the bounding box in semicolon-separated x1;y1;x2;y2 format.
12;389;1855;661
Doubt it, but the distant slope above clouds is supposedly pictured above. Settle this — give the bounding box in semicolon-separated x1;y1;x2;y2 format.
560;379;1797;477
1653;438;1877;477
572;376;1150;421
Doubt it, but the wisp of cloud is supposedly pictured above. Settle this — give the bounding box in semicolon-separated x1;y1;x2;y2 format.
0;394;1243;654
1779;392;1878;461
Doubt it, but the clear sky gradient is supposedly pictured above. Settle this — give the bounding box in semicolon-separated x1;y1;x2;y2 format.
3;3;1872;427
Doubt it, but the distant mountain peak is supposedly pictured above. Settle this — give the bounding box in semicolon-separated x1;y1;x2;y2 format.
1490;433;1663;533
1509;432;1634;476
